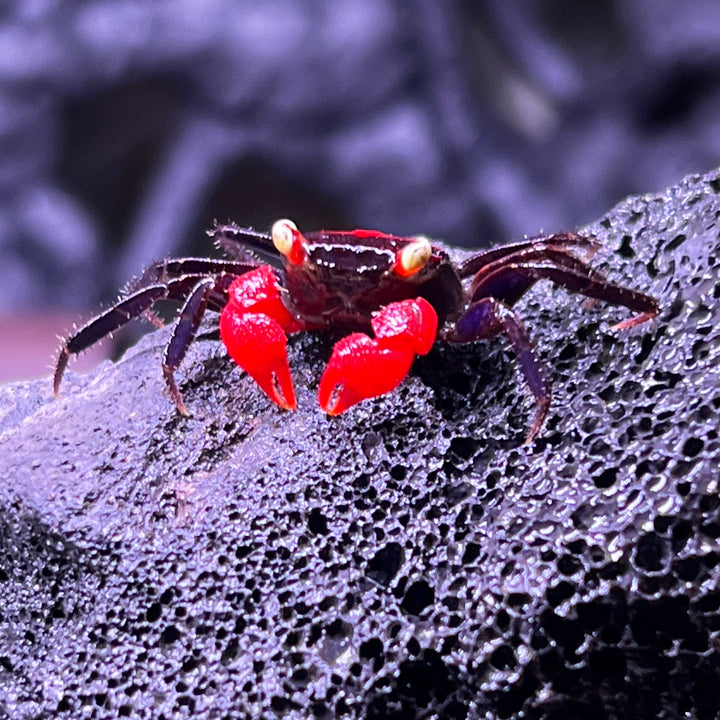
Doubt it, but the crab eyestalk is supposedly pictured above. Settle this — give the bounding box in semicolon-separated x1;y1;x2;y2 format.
272;218;307;265
394;235;432;277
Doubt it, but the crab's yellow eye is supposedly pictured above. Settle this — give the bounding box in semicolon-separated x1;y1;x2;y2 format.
271;218;297;256
271;218;306;265
394;235;432;278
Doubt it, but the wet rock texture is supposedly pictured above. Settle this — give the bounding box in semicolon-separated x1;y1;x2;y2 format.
1;167;720;719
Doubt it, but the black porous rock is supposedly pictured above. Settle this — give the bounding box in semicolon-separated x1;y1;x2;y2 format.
1;167;720;719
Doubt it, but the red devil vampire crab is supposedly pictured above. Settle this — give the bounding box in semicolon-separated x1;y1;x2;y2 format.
53;219;659;441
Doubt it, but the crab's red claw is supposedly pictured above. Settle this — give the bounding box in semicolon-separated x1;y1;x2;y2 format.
318;334;415;415
318;298;438;415
219;307;297;410
371;296;438;355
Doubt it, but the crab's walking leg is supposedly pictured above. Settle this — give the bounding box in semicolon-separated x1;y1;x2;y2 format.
470;258;658;327
123;258;259;339
54;284;171;396
162;277;229;415
318;298;438;415
219;266;303;411
458;232;599;279
447;298;551;443
54;270;239;396
468;247;608;306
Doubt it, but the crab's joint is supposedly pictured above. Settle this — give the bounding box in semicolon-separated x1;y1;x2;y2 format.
272;218;307;266
393;235;432;278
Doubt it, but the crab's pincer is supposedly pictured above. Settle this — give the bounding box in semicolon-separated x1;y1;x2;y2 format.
318;298;437;415
220;309;296;410
219;265;303;411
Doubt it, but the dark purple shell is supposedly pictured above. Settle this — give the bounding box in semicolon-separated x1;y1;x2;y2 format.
283;230;464;328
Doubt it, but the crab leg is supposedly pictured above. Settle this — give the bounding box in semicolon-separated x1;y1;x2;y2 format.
54;283;172;396
458;232;599;279
209;222;278;262
129;258;257;289
162;276;236;415
471;260;658;326
318;298;438;415
447;297;551;443
54;272;237;396
468;247;609;306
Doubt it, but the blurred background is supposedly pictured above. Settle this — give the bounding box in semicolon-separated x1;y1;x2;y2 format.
2;0;720;382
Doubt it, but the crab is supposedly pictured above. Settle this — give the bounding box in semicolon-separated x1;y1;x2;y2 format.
54;219;659;441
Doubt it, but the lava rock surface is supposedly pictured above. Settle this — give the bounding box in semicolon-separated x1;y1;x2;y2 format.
1;168;720;719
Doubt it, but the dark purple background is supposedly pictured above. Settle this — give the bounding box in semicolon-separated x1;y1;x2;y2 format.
2;0;720;374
